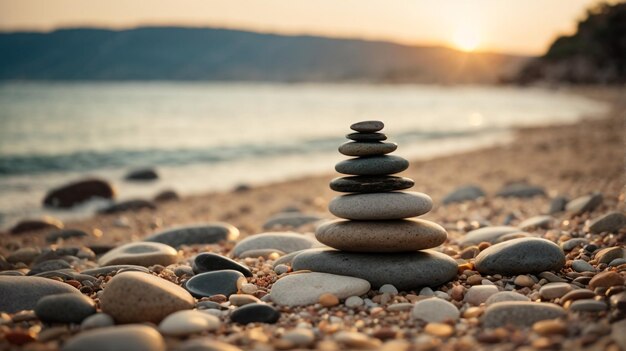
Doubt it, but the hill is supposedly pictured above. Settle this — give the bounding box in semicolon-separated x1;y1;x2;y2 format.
0;27;528;84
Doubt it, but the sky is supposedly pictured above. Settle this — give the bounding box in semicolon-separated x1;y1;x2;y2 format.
0;0;610;55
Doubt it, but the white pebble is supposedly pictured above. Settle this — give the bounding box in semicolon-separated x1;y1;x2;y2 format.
241;283;258;294
419;287;434;296
379;284;398;294
345;296;364;308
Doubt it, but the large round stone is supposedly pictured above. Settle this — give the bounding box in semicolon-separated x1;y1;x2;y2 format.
338;142;397;157
97;242;178;267
350;120;384;133
315;219;447;252
292;249;458;290
100;271;194;323
0;276;81;313
143;223;239;247
335;156;409;176
43;178;115;208
329;192;432;220
475;238;565;275
270;272;371;306
330;176;413;193
62;325;165;351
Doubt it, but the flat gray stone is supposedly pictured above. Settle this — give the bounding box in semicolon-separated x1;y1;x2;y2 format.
98;242;178;267
315;219;447;252
459;226;521;246
561;238;588;251
338;141;397;157
263;213;323;230
329;191;432;220
35;293;96;323
350;120;384;133
475;238;565;275
231;232;318;258
482;301;565;327
588;211;626;233
566;193;603;214
539;282;573;299
442;185;486;204
569;299;607;312
144;222;239;247
292;249;458;290
412;298;459;322
346;132;387;142
464;285;499;305
496;183;546;198
0;276;81;313
158;310;220;336
485;291;530;305
271;272;370;306
335;155;409;176
62;325;165;351
330;175;413;193
572;259;595;272
81;265;149;276
518;215;553;230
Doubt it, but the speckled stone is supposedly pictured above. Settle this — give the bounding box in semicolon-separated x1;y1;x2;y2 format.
0;276;81;313
482;302;566;327
292;249;458;290
475;238;565;275
330;175;413;193
35;293;96;323
231;232;318;258
184;270;245;298
192;252;252;277
346;132;387;142
62;325;165;351
335;155;409;176
412;298;460;322
329;192;432;220
97;242;178;267
270;272;370;306
315;219;447;252
350;120;384;133
100;271;194;323
459;226;522;246
230;303;280;324
338;142;398;157
143;222;239;247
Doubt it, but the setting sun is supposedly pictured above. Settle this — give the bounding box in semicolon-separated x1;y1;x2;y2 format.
453;27;480;52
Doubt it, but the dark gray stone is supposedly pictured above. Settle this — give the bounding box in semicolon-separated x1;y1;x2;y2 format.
43;178;115;209
35;293;96;323
292;249;458;290
192;253;252;277
335;155;409;176
350;120;384;133
496;183;546;198
230;303;280;324
61;325;166;351
588;211;626;233
482;301;566;327
125;168;158;181
153;190;180;202
475;238;565;275
566;192;603;214
561;238;588;251
330;176;414;193
346;132;387;141
144;223;239;247
184;270;244;298
97;199;156;214
27;259;73;276
0;276;81;313
338;141;397;157
46;229;89;243
548;195;568;214
442;185;486;204
10;218;63;234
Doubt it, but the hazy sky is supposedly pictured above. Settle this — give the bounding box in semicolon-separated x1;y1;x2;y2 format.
0;0;607;55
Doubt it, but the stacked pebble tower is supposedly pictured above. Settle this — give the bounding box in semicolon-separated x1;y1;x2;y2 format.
292;120;459;291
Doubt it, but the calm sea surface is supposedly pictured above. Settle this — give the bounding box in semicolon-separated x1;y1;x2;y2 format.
0;82;607;227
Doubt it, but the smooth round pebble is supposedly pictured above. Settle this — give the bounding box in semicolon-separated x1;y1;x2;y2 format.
346;132;387;141
143;223;239;247
81;313;115;330
329;191;432;220
474;238;565;275
464;285;499;305
0;276;81;313
192;252;252;276
485;291;530;305
158;310;220;336
35;293;96;323
185;270;245;298
282;328;315;347
482;302;566;327
97;242;178;267
345;296;364;308
330;175;413;193
569;299;607;312
412;298;460;322
379;284;398;295
459;226;521;246
335;155;409;176
230;303;280;324
338;142;397;157
350;120;384;132
270;272;370;306
571;259;595;272
62;325;165;351
231;232;318;258
539;283;573;300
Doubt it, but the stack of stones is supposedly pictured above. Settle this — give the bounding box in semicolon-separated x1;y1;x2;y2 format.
292;120;458;291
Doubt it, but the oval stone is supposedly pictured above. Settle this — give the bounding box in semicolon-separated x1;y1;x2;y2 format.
270;272;371;306
475;238;565;275
184;270;245;298
192;253;252;276
0;276;81;313
350;120;384;133
338;142;397;157
230;303;280;324
482;301;566;327
346;132;387;142
335;156;409;176
144;222;239;247
459;226;522;246
43;178;115;209
315;219;447;252
412;298;460;322
62;325;165;351
100;271;194;323
35;293;96;323
98;242;178;267
329;191;432;220
231;232;318;258
330;176;413;193
158;310;220;336
292;249;458;290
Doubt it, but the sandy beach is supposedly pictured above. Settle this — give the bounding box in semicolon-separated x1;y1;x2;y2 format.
0;86;624;350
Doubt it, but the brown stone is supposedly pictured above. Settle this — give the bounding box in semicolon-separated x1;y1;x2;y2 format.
589;271;624;289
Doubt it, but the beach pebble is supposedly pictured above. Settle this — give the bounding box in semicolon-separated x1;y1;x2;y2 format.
316;219;447;252
239;249;285;258
178;338;242;351
81;313;115;330
10;217;63;234
345;296;364;308
263;213;323;230
539;283;573;300
519;215;553;230
588;211;626;233
229;294;261;306
589;271;624;289
144;222;239;247
230;303;280;324
100;271;194;323
43;178;115;209
346;132;387;141
45;229;88;243
81;265;149;276
594;247;626;264
425;322;455;337
35;293;96;324
329;191;432;220
412;298;460;322
28;259;72;275
561;238;588;251
572;259;595;272
465;285;499;305
482;301;566;327
459;226;521;246
158;310;220;336
496;183;546;198
569;299;607;312
330;175;413;193
231;232;318;257
442;185;486;204
548;195;569;214
565;192;603;214
153;190;179;202
474;238;565;275
380;284;399;295
350;120;384;132
319;293;340;307
533;320;567;336
485;291;530;305
514;275;536;287
125;168;158;181
192;252;252;276
292;249;458;290
7;247;41;264
338;141;397;157
335;155;409;176
98;242;178;267
185;270;245;298
334;331;381;349
270;272;370;306
282;328;315;347
98;199;156;214
0;276;81;313
61;325;165;351
561;289;595;304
